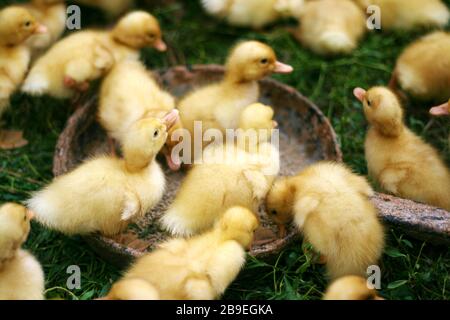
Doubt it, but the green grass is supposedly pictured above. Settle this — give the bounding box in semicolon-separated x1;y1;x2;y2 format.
1;0;449;300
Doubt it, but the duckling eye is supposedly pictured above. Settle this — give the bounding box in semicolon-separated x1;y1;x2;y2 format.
271;209;278;216
24;21;32;27
148;33;156;39
260;58;269;65
366;99;372;107
153;129;159;138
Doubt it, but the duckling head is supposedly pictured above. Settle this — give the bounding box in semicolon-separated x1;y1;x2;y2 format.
240;103;277;130
112;11;166;51
430;99;450;116
0;6;48;46
103;278;160;300
0;203;34;262
225;41;293;83
218;207;259;250
239;103;277;145
123;110;179;172
265;177;296;228
324;276;384;300
354;86;404;137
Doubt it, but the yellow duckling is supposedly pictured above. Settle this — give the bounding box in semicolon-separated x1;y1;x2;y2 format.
201;103;279;163
162;104;279;237
294;0;366;55
0;203;45;300
0;6;48;150
201;0;305;29
27;110;179;236
104;207;259;300
392;31;450;103
354;86;450;211
353;0;449;30
266;162;385;280
178;40;292;162
22;11;167;99
323;276;383;300
22;0;66;56
73;0;134;18
98;60;181;170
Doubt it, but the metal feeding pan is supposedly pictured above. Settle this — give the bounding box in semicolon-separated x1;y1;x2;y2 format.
53;65;448;268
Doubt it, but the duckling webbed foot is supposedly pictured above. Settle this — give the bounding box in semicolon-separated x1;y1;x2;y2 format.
0;129;28;149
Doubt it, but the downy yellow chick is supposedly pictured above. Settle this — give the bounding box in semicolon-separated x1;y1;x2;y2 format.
73;0;134;17
353;0;449;30
266;162;385;280
22;11;167;99
0;6;47;149
323;276;383;300
201;0;305;29
0;203;45;300
104;207;259;300
27;110;179;236
178;41;292;162
201;103;278;163
22;0;66;56
294;0;366;55
162;104;280;237
392;31;450;102
354;86;450;211
98;60;181;170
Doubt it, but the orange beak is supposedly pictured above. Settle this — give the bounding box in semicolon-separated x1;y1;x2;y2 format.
153;39;167;52
353;87;367;103
34;24;48;34
273;61;293;74
162;109;179;131
429;102;450;116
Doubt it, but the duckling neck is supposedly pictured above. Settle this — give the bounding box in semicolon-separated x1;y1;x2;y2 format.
372;122;404;138
124;154;155;173
224;70;255;85
0;254;15;272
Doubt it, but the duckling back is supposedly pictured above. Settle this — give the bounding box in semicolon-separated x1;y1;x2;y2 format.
202;0;280;29
22;30;135;98
0;249;45;300
297;0;366;55
354;0;449;30
99;60;175;142
396;31;450;101
118;209;252;299
366;126;450;211
27;156;165;236
293;163;384;279
161;164;254;237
